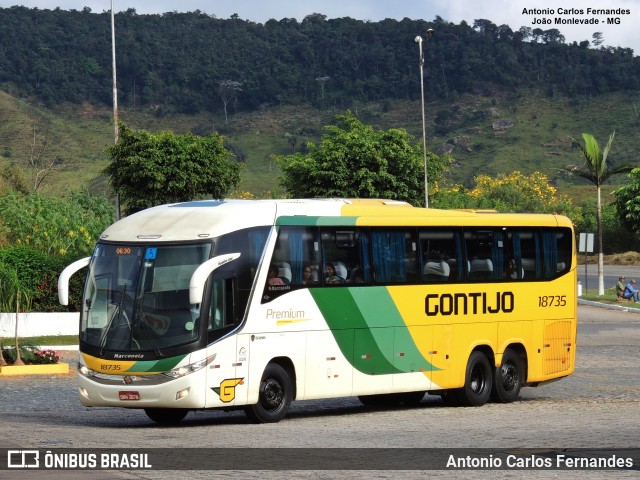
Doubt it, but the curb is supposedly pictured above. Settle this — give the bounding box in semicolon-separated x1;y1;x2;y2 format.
578;298;640;314
0;362;70;376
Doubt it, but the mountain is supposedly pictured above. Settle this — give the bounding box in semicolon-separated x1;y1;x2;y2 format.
1;7;639;199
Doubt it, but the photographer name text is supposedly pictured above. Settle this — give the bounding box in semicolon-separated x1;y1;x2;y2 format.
522;7;631;26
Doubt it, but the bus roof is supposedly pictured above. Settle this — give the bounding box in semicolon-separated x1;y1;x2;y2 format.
99;199;573;243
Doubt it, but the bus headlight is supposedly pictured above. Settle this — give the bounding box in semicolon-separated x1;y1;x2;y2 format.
78;364;98;378
164;355;215;379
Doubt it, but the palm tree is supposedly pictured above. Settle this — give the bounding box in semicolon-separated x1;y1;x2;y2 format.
569;132;634;295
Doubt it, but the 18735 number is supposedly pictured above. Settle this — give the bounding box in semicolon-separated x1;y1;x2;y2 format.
538;295;567;307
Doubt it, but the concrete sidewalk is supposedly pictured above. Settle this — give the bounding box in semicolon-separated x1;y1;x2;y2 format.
578;297;640;314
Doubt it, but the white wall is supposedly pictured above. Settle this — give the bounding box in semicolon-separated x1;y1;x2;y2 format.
0;312;79;337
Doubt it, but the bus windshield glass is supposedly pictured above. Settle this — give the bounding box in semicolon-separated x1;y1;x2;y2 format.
81;242;212;353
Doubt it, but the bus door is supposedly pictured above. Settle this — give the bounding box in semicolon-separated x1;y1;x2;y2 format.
205;277;245;407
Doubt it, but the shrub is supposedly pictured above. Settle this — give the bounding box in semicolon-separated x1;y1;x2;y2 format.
0;189;111;313
0;342;37;364
0;189;114;257
32;349;60;365
0;246;85;312
0;343;60;365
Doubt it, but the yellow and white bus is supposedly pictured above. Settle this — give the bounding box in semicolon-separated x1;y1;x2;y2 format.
58;199;576;424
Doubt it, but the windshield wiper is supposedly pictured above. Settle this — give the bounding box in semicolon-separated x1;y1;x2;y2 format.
99;286;131;355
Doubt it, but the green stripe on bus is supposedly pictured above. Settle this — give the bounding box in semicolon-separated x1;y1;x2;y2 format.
310;287;437;374
126;355;186;373
310;287;398;374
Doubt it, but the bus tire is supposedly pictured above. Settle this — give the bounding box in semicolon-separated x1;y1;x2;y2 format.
457;351;492;407
491;348;523;403
144;408;189;424
244;363;292;423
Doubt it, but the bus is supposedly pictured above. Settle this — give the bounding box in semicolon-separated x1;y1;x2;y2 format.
58;198;577;424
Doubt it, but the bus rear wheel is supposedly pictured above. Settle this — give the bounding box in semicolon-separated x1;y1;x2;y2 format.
144;408;189;425
244;363;292;423
491;348;523;403
456;351;492;407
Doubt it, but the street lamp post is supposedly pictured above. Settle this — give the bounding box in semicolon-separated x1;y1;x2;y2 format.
415;30;432;208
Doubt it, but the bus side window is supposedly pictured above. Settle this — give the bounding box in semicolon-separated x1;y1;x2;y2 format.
465;229;506;282
321;228;359;285
419;229;460;283
543;229;572;279
519;231;542;280
208;278;237;342
371;229;418;284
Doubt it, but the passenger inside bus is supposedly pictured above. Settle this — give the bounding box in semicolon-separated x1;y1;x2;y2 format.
267;264;285;285
325;263;346;285
302;264;318;286
504;257;519;280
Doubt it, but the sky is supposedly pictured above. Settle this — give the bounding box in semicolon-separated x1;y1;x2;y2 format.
2;0;639;54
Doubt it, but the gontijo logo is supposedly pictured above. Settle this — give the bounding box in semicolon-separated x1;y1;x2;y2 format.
213;378;245;403
425;291;515;316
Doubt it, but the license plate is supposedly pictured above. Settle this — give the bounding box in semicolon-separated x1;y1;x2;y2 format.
119;391;140;401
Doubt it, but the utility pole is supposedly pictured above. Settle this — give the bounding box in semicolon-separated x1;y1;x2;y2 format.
414;30;433;208
111;0;121;219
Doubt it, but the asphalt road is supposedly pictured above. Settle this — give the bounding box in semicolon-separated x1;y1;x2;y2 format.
0;304;638;480
578;263;640;292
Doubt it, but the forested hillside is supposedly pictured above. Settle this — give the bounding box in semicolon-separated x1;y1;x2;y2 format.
0;7;638;114
1;6;639;196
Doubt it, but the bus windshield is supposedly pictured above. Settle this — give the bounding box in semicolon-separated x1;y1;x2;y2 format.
81;243;212;353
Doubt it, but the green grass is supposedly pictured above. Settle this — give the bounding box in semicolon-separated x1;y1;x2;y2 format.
580;289;633;305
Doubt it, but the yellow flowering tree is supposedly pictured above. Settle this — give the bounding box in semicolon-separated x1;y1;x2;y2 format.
433;171;580;224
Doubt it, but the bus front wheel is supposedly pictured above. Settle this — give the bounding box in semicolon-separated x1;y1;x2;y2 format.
456;351;493;407
491;348;523;403
144;408;189;424
244;363;292;423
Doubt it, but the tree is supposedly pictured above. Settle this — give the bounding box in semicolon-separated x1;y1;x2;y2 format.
24;111;75;191
591;32;604;47
613;167;640;237
104;122;242;215
565;132;634;295
432;171;580;223
576;201;636;254
217;80;243;124
274;111;451;206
